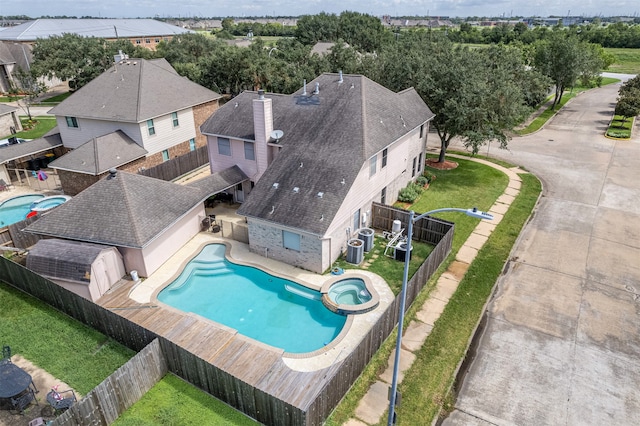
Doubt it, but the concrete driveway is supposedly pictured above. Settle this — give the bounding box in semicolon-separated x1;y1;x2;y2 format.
444;76;640;425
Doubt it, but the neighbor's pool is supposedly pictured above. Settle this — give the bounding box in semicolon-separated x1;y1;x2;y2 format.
158;244;347;353
0;194;44;227
30;195;71;212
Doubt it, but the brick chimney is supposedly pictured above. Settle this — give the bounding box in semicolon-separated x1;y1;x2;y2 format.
252;89;273;181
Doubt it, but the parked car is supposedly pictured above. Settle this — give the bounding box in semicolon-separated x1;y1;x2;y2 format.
0;137;30;147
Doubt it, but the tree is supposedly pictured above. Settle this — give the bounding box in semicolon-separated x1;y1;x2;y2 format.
337;11;391;52
31;34;115;89
295;13;339;45
373;33;531;162
615;76;640;125
533;32;596;109
8;68;47;121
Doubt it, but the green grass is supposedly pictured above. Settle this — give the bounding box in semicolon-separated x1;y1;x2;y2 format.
36;92;72;104
325;157;515;426
0;95;24;102
0;116;58;140
113;373;260;426
517;77;620;135
391;172;541;425
0;281;134;394
605;47;640;75
606;114;633;139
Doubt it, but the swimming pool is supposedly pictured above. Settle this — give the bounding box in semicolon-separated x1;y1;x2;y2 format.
0;194;44;227
157;244;347;353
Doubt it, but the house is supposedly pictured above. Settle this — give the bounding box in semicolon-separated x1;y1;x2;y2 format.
200;72;435;273
47;57;222;195
24;167;248;278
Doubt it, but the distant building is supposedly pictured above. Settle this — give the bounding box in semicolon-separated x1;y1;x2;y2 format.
0;19;193;91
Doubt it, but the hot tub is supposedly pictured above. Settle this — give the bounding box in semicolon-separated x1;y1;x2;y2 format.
321;275;379;315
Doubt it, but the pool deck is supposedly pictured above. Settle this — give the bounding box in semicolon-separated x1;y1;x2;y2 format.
97;232;394;373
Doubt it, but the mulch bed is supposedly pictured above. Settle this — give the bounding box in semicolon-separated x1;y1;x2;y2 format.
425;158;458;170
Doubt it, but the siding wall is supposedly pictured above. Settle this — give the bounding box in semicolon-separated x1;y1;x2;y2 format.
208;135;259;180
56;117;142;149
141;109;196;156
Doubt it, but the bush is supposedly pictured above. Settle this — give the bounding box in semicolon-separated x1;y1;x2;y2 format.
398;182;423;203
416;175;429;186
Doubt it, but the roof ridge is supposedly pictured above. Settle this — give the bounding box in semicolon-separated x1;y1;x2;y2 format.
135;60;144;122
92;137;100;175
359;76;368;161
118;175;146;246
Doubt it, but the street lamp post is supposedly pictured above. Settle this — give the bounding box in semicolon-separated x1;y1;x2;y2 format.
387;207;493;425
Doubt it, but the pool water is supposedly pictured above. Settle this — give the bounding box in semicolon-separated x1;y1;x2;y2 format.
30;195;71;211
158;244;347;353
329;279;372;305
0;194;44;227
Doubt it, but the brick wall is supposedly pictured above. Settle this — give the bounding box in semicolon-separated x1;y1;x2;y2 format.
192;100;220;147
247;220;324;273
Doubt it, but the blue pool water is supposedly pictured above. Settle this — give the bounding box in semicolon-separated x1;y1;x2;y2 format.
158;244;347;353
0;194;44;227
30;195;71;211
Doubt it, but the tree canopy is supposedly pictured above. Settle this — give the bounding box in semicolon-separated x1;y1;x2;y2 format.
31;33;151;89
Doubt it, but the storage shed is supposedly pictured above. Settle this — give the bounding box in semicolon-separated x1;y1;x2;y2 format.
26;239;126;301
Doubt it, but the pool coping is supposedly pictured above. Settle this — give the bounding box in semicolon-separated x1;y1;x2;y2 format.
133;233;394;371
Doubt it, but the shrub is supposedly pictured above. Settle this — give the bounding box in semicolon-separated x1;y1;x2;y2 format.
416;175;429;186
398;182;423;203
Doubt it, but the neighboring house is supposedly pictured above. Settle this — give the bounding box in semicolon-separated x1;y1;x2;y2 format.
200;72;435;273
0;104;22;136
24;167;248;278
0;19;193;90
47;57;222;195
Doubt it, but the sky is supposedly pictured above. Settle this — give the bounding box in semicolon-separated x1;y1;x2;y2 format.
1;0;638;19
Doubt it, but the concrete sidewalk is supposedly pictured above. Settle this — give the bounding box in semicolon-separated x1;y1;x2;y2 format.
344;155;526;426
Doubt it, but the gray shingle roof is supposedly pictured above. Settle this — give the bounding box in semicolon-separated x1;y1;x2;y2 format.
48;130;148;175
0;104;17;115
202;73;434;235
185;165;249;197
49;58;221;123
0;19;192;41
0;129;62;164
24;170;206;248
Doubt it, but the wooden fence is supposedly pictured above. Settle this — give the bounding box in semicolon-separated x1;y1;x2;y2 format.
371;202;454;245
0;216;42;249
139;146;209;181
52;339;167;426
0;212;454;426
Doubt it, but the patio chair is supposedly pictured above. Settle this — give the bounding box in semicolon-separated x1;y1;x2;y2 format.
11;388;37;414
1;345;10;364
0;178;11;191
46;388;76;414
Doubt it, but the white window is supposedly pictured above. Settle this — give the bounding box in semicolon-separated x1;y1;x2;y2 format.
162;150;169;161
218;137;231;156
353;209;360;231
418;153;423;172
189;138;196;151
283;230;301;251
412;156;417;177
65;116;78;128
172;112;179;127
382;148;388;168
147;119;155;136
369;155;377;177
244;141;255;160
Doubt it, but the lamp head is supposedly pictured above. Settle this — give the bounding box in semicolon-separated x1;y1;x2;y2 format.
466;207;493;220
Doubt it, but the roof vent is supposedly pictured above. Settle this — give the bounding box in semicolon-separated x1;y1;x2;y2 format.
339;70;344;83
299;162;303;168
313;82;320;95
270;206;275;214
272;182;279;189
293;187;300;193
320;214;324;221
317;192;324;198
107;168;117;180
234;102;239;108
258;89;265;100
341;178;346;185
302;79;307;95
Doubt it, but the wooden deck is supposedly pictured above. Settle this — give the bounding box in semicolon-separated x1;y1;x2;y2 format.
96;280;338;412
